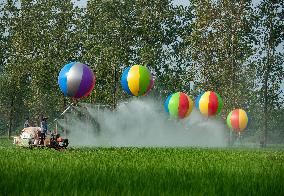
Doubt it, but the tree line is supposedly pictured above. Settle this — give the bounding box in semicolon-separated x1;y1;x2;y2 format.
0;0;283;145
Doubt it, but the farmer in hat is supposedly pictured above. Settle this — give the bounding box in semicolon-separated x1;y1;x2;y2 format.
24;117;30;128
40;116;48;145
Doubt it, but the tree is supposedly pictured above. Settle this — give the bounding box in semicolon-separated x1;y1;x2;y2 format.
183;0;256;117
83;0;181;106
257;0;284;145
0;0;80;135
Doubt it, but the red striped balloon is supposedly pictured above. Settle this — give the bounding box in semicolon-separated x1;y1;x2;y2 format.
164;92;193;119
227;109;249;132
195;91;223;116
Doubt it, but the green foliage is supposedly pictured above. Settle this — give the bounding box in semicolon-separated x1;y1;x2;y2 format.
184;0;257;117
254;0;284;144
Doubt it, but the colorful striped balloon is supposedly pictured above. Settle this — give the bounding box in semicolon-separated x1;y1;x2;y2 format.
144;76;154;96
195;91;223;116
227;109;249;132
58;62;95;99
121;65;153;96
164;92;193;119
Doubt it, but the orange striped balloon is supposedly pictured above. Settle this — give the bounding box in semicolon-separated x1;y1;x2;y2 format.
226;109;249;132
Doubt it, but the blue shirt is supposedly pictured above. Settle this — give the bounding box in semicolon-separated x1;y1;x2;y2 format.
40;121;47;133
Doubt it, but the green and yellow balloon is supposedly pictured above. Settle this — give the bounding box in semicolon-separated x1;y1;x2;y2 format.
121;65;154;96
164;92;194;119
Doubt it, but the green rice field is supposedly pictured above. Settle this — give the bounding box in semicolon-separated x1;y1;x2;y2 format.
0;138;283;195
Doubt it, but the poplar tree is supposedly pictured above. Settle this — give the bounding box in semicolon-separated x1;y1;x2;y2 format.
257;0;284;145
187;0;256;117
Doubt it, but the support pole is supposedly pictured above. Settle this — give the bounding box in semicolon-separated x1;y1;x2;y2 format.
113;65;118;110
229;129;232;147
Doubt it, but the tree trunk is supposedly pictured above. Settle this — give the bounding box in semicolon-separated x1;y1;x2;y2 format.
112;65;118;110
263;17;273;147
8;94;15;139
230;31;236;106
263;48;271;147
228;21;236;147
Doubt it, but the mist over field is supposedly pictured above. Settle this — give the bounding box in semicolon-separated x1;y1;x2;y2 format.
58;98;227;147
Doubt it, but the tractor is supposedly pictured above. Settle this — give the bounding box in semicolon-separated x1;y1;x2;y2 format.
13;127;69;150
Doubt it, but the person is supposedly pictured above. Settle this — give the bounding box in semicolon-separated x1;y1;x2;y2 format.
24;117;30;128
40;116;48;145
260;136;265;148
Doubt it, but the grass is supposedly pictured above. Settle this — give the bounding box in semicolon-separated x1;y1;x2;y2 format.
0;138;283;195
